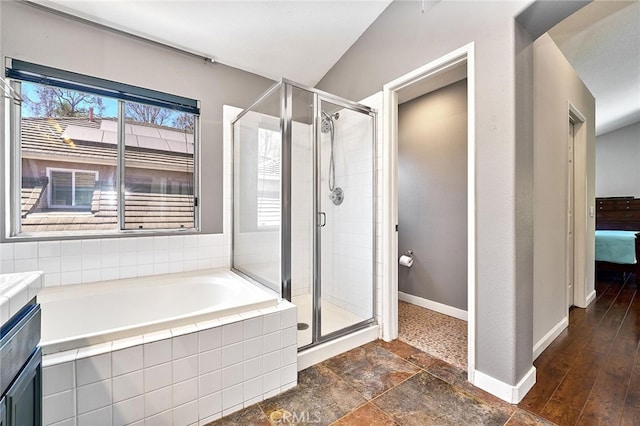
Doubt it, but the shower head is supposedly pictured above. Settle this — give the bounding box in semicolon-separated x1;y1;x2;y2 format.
321;110;339;134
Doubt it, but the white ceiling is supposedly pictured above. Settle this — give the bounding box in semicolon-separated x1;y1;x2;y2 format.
549;1;640;135
33;0;393;87
31;0;639;135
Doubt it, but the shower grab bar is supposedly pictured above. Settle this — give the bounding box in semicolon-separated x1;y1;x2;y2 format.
318;212;326;227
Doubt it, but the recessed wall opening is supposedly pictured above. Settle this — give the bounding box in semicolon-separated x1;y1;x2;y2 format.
382;43;476;379
397;74;468;370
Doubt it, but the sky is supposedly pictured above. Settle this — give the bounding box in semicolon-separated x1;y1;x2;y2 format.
21;82;118;118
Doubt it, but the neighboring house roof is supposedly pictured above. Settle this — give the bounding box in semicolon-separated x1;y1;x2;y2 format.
21;184;45;217
21;190;194;232
19;116;195;231
21;117;194;172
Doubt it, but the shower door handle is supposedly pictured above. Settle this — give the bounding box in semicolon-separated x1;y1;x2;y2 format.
317;212;326;227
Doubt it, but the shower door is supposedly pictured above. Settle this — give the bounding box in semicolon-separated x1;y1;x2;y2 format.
314;97;375;342
232;80;375;351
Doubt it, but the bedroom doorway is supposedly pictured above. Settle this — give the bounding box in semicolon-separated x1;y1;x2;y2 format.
567;103;590;310
567;119;575;308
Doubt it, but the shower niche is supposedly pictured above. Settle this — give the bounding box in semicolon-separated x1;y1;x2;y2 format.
232;80;376;349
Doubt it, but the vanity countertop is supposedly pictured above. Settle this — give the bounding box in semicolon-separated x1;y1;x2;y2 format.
0;271;43;326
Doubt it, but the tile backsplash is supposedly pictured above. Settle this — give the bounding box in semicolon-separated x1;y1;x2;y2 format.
0;234;230;287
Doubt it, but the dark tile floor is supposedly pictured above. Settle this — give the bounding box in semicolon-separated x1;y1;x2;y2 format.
209;339;554;425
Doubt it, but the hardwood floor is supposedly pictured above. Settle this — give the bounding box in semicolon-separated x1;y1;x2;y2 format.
519;273;640;425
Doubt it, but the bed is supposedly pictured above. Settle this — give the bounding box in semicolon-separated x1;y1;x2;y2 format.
595;197;640;283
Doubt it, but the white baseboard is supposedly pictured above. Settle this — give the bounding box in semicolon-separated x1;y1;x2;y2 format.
533;316;568;360
585;289;596;306
473;366;536;403
297;325;379;371
398;291;467;321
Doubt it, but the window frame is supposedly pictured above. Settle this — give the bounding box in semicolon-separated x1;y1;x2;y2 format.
6;60;201;239
46;167;99;209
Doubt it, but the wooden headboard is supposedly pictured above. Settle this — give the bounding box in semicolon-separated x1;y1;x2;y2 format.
596;197;640;231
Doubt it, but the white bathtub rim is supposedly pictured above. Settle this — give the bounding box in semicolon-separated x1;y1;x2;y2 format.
39;268;280;355
37;268;273;301
41;298;277;355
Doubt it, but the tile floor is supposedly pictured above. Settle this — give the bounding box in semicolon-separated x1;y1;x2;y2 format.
207;339;554;425
398;301;467;370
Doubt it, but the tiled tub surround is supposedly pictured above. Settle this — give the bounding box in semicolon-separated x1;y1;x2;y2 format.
0;270;43;322
0;234;229;288
39;271;298;426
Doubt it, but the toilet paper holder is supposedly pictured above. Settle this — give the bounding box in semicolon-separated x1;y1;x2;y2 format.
399;250;414;268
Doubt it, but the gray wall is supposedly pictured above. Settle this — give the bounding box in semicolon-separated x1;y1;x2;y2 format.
317;0;581;388
0;0;274;238
533;33;595;350
318;0;535;386
398;79;467;310
595;121;640;197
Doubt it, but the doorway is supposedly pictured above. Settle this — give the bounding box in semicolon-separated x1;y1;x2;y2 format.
381;43;476;378
568;104;589;310
397;78;468;369
567;119;575;308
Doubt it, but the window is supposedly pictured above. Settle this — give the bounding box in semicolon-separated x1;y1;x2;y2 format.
47;168;98;208
7;59;200;235
257;128;281;228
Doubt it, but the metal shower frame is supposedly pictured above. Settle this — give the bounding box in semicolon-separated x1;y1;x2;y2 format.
231;78;377;350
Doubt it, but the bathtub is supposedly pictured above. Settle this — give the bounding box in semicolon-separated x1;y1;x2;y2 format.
39;268;278;354
39;269;298;425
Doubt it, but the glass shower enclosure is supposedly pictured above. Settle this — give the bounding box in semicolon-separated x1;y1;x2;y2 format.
232;80;376;349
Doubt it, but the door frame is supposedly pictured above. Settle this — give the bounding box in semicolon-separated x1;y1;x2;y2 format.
568;102;588;309
567;118;575;309
380;43;476;380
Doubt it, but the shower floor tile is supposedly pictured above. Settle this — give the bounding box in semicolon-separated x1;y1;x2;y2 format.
293;294;368;348
205;340;552;426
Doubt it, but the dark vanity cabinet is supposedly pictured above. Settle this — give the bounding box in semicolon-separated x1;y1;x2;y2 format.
4;348;42;426
0;303;42;426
